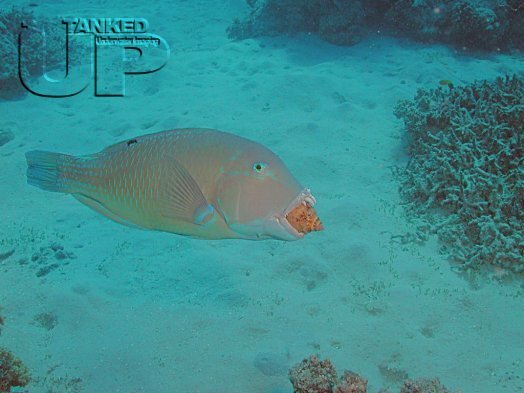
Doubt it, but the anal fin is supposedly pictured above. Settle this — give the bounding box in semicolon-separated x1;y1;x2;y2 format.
73;194;142;229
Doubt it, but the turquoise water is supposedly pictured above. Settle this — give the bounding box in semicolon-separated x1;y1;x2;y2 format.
1;1;523;392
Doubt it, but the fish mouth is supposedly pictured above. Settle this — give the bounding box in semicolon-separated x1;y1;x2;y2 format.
273;188;323;240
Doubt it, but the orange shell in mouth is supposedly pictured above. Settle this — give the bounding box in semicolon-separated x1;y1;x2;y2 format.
286;203;324;234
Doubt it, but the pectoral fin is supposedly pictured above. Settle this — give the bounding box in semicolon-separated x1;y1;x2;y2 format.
193;203;216;225
159;158;214;225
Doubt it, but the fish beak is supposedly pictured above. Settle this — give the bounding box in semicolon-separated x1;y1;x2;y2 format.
269;188;323;241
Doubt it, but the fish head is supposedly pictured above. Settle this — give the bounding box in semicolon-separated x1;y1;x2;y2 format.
216;143;321;240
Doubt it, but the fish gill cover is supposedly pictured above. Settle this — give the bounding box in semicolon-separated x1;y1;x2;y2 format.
228;0;524;50
394;75;524;274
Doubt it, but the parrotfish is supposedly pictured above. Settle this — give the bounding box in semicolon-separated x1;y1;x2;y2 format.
26;128;323;241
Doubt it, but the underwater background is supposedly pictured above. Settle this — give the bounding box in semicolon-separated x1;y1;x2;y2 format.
0;0;523;392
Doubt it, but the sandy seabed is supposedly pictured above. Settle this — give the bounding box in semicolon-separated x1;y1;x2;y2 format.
1;0;523;392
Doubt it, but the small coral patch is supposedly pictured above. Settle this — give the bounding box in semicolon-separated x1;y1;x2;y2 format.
0;347;31;393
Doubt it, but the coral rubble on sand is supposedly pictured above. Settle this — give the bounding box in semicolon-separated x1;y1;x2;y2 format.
395;75;523;273
0;347;30;393
289;355;456;392
289;355;368;393
228;0;524;50
400;377;449;393
334;370;368;393
289;355;339;393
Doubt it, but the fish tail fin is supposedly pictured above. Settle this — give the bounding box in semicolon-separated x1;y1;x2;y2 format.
26;150;77;193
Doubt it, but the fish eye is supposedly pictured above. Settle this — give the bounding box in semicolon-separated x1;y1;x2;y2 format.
253;162;267;173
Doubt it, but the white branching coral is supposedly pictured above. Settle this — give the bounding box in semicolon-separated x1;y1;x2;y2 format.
395;75;523;273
